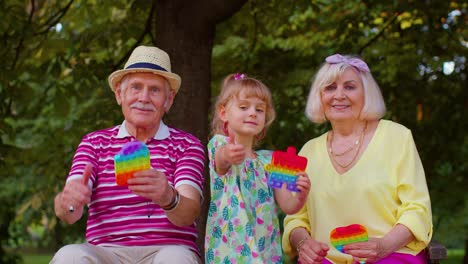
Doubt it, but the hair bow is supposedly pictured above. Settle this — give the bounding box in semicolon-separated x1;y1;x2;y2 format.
325;54;370;73
233;73;247;80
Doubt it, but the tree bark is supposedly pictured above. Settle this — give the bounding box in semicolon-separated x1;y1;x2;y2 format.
154;0;247;261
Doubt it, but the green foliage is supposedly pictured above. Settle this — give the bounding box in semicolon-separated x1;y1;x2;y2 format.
0;0;154;259
0;0;466;261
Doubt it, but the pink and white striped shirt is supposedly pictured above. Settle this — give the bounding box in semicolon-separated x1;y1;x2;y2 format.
66;121;205;254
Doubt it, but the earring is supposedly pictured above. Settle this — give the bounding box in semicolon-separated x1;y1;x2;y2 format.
255;129;266;141
223;121;229;136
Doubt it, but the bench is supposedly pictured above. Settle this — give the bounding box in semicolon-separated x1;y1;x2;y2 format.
426;240;447;264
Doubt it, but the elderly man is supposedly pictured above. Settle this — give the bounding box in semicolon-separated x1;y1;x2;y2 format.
51;46;205;263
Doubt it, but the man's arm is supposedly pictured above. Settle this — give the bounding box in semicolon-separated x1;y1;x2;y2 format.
54;192;85;224
164;185;201;226
54;164;92;224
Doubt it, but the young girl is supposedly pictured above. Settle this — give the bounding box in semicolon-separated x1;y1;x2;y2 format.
205;73;311;264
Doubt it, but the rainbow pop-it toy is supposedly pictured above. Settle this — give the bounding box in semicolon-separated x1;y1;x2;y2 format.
264;146;307;192
114;141;151;186
330;224;368;253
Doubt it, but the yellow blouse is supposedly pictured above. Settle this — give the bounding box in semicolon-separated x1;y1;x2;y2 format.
282;120;432;263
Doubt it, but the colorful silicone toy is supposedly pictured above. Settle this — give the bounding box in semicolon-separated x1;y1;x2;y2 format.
330;224;368;253
114;141;151;186
264;146;307;192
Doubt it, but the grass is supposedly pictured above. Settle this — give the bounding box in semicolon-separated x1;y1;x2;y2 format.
22;254;52;264
444;248;464;264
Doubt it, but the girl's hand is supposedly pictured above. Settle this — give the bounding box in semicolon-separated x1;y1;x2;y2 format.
221;134;246;165
295;171;311;202
298;237;329;264
343;237;389;263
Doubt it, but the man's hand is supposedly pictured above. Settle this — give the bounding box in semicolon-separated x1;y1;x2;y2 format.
128;169;174;207
129;169;203;227
55;163;92;224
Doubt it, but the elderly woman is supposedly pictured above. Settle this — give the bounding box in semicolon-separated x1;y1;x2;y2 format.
282;54;432;264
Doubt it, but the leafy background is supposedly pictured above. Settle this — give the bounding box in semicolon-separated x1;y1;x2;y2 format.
0;0;466;263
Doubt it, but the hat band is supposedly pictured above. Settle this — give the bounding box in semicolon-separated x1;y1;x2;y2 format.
126;62;168;72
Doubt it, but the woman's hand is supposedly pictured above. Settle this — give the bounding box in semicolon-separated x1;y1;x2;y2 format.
343;224;415;263
298;237;330;264
343;237;390;263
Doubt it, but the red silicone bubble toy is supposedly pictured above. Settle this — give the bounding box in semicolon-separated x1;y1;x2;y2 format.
265;146;307;192
330;224;368;253
114;141;151;186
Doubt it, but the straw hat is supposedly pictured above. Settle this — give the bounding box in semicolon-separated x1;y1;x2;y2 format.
108;46;181;93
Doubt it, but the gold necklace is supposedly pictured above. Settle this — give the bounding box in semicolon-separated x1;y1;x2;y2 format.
329;137;360;156
328;121;367;168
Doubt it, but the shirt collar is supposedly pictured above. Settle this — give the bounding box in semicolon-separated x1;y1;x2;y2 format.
117;120;170;140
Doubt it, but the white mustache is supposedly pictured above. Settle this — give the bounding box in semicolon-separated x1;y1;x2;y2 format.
130;102;156;111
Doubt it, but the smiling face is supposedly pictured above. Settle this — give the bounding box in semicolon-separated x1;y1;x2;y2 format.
115;72;174;133
220;90;266;140
321;68;365;122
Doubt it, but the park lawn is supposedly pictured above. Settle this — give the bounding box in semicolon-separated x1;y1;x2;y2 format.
22;254;52;264
444;248;464;264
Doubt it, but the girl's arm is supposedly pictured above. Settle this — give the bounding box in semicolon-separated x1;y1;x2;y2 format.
214;135;246;175
274;172;311;214
214;146;232;175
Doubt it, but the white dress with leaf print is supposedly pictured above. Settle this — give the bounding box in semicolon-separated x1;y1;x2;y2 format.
204;135;282;264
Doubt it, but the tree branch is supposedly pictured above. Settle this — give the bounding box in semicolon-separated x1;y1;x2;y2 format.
113;0;156;71
246;1;259;73
149;0;158;44
358;11;401;54
204;0;248;23
12;0;36;70
35;0;74;35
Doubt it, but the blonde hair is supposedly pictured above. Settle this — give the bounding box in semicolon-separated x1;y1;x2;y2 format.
211;74;276;142
305;56;386;123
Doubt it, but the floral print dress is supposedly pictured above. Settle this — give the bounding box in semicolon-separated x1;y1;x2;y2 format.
205;135;282;264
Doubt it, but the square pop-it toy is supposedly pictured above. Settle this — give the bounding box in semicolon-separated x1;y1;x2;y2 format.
265;146;307;192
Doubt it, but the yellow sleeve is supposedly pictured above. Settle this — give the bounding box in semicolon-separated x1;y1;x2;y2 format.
282;203;311;257
395;130;433;251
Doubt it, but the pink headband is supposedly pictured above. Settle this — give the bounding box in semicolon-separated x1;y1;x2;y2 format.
325;54;370;73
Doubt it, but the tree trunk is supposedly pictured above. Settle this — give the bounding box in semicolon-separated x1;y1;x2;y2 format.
154;0;247;261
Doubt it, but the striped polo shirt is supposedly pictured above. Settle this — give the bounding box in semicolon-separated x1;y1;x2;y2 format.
66;121;205;254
